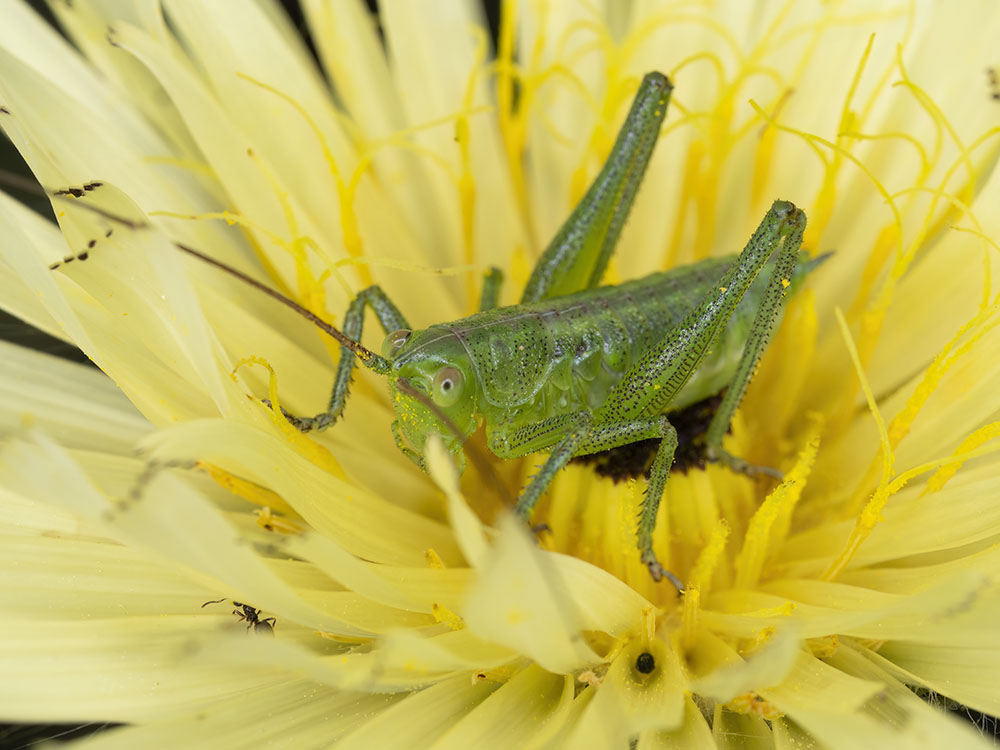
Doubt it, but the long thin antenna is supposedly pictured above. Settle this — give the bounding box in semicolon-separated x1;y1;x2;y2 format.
0;171;134;227
0;168;51;197
0;170;390;374
173;242;389;373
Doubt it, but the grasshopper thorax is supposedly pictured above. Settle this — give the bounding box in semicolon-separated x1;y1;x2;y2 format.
386;326;479;461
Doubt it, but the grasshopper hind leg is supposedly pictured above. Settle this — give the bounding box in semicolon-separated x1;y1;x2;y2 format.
520;73;673;303
703;209;807;480
589;199;806;588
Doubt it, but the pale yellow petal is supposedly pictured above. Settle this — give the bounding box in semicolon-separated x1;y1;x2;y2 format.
431;665;570;749
334;674;497;750
569;639;686;745
636;695;716;750
0;341;150;452
462;515;600;673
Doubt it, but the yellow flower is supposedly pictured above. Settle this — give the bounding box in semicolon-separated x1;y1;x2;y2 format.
1;1;999;747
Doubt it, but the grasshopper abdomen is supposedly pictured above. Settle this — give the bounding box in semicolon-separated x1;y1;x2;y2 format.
438;251;818;425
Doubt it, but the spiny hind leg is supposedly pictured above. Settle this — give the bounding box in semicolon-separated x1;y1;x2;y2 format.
277;285;409;431
703;209;807;479
595;201;806;483
519;73;673;303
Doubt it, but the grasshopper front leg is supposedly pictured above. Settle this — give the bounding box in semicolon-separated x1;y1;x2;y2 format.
279;284;409;431
289;265;507;431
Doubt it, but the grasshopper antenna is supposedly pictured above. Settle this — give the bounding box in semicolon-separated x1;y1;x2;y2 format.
0;169;140;229
0;168;50;198
171;242;390;373
396;377;513;508
0;169;389;373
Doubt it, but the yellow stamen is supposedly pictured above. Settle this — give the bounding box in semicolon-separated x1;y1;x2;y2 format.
199;463;294;514
845;290;1000;515
822;309;892;580
232;356;346;480
432;603;465;630
236;72;373;286
734;416;822;590
681;519;729;650
254;506;304;534
922;422;1000;495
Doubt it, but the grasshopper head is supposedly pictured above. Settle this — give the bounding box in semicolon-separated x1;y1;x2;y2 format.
384;327;478;466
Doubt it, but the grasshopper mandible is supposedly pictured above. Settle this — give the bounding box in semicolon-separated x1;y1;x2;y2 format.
175;72;814;591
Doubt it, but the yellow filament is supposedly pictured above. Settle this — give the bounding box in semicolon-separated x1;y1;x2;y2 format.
681;519;729;650
663;142;704;267
232;356;346;480
839;129;930;178
244;149;333;318
199;462;294;514
894;47;975;201
670;51;726;94
495;0;531;242
822;309;892;581
750;98;903;376
845;296;1000;516
554;18;608;65
734;416;822;591
149;207;355;301
235;72;372;287
848;51;993;367
922;422;1000;496
749;100;903;255
838;34;876;140
750;89;792;213
885;439;1000;497
455;26;489;307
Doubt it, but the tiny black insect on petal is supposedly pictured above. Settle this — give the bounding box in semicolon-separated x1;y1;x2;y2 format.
635;651;655;674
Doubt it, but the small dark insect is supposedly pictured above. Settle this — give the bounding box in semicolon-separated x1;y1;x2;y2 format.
572;392;725;481
988;67;1000;101
635;652;656;674
202;598;276;635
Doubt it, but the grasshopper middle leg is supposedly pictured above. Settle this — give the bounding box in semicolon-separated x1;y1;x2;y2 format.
478;266;504;311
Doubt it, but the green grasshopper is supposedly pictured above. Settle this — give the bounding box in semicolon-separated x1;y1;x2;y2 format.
175;72;815;591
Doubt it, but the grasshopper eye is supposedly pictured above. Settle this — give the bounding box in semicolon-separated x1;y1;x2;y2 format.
432;366;464;407
382;329;412;358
